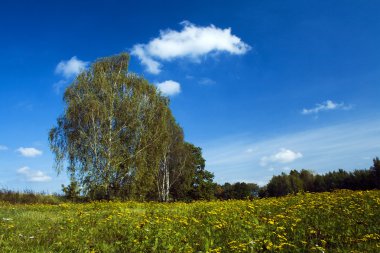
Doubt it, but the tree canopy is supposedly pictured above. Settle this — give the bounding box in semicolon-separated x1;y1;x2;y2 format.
49;53;214;201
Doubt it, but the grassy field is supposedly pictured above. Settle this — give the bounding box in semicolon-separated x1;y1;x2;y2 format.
0;190;379;252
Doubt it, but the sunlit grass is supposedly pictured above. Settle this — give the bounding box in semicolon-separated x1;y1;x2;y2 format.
1;190;379;252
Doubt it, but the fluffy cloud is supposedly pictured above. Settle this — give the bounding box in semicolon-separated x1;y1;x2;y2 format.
260;148;303;166
0;145;8;151
17;167;51;182
156;80;181;96
17;147;43;157
302;100;352;115
131;21;250;74
55;56;88;79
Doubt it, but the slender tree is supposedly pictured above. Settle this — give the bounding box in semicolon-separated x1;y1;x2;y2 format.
50;53;176;200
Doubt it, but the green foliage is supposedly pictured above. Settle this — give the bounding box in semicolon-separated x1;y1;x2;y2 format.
370;157;380;188
216;182;260;199
187;145;217;200
49;53;215;201
61;181;81;201
0;189;62;204
49;53;169;200
1;190;379;252
261;157;380;197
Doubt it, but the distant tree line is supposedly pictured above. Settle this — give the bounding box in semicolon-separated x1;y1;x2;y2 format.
202;157;380;200
258;157;380;197
215;182;260;200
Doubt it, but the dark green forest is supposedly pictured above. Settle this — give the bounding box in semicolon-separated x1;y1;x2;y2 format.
258;156;380;197
214;157;380;199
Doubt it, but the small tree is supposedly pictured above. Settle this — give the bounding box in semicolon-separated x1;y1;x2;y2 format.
62;180;81;201
188;146;216;200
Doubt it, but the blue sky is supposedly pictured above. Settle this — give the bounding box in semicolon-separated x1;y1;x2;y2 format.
0;0;379;193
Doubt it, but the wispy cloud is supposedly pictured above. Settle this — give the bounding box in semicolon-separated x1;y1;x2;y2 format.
131;45;161;74
131;21;251;74
198;78;216;85
0;145;8;151
15;101;34;111
302;100;352;115
17;167;51;182
156;80;181;96
16;147;43;157
260;148;303;166
53;80;67;94
200;118;380;184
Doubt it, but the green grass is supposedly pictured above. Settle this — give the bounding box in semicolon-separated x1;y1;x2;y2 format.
0;189;62;205
0;190;379;252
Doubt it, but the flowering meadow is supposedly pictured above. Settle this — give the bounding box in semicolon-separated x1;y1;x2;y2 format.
0;190;379;252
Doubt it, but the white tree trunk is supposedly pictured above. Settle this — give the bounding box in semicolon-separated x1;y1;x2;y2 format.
158;153;170;202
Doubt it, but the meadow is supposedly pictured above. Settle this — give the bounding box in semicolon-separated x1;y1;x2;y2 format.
0;190;379;252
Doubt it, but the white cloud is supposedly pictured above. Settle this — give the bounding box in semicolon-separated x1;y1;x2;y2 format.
131;21;251;74
0;145;8;151
17;167;51;182
156;80;181;96
260;148;303;166
55;56;88;79
302;100;352;115
17;147;43;157
54;56;88;94
132;45;161;74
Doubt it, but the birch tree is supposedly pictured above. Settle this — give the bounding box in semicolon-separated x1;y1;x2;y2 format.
49;53;173;200
156;118;187;202
49;53;214;201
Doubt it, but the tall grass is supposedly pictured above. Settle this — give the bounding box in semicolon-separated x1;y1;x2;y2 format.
0;188;63;204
